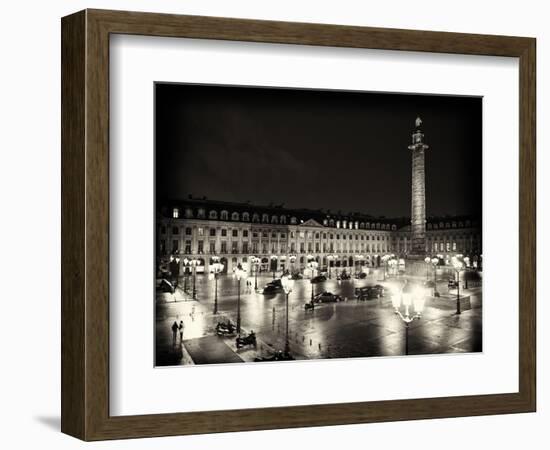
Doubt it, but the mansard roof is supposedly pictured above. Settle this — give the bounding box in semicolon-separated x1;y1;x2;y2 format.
159;196;480;231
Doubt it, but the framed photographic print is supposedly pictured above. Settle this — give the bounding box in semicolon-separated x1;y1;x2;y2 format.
61;9;536;440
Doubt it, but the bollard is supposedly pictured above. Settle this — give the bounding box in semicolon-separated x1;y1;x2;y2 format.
309;339;312;346
319;343;321;350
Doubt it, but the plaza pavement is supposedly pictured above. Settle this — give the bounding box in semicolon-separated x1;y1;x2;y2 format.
155;273;482;366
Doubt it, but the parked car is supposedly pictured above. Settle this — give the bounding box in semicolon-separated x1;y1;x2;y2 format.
311;275;327;283
337;271;351;281
156;278;175;294
261;279;284;294
254;351;295;362
448;279;459;289
355;284;385;300
262;283;283;294
313;291;342;303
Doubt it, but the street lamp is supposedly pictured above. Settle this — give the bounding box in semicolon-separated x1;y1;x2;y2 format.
233;264;247;333
424;256;431;280
326;254;334;279
354;254;365;276
381;254;393;281
182;258;190;293
250;256;261;290
430;256;440;296
172;256;180;302
270;255;278;279
392;282;426;355
210;256;224;314
306;257;319;301
281;274;295;355
451;254;465;315
463;256;471;289
188;257;201;300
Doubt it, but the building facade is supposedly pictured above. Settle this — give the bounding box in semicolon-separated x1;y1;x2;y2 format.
157;197;482;276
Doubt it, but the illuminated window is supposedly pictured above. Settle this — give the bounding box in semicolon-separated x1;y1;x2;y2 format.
172;208;179;218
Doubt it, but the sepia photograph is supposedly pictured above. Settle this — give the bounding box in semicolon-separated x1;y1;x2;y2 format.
154;83;483;366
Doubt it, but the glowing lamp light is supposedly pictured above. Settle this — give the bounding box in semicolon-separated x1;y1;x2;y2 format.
281;275;294;294
391;291;401;309
234;265;247;281
413;295;426;314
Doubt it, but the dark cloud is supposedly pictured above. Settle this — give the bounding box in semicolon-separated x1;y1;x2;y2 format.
155;84;482;218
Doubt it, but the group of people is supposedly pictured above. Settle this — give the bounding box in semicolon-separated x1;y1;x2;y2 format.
171;320;184;345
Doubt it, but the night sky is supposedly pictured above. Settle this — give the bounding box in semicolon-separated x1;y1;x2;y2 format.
155;83;482;218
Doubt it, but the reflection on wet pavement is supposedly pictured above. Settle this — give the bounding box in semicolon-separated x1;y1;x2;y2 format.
156;273;482;366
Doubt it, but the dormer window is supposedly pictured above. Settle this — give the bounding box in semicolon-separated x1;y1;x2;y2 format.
220;210;228;220
290;217;297;225
197;208;205;219
280;215;286;224
231;212;239;221
262;213;269;223
185;208;193;218
252;213;260;223
242;212;250;222
209;210;218;220
172;208;179;219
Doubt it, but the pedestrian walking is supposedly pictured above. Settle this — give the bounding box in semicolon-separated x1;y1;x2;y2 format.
179;320;184;343
171;321;178;345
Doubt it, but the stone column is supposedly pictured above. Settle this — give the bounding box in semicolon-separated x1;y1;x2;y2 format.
408;117;429;259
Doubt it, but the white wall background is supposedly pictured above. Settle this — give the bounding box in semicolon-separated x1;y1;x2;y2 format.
0;1;546;448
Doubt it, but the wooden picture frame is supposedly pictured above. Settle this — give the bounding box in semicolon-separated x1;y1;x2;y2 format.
61;9;536;441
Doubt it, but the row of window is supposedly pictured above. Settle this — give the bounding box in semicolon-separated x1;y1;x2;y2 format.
161;225;391;241
171;207;394;230
394;241;480;253
162;239;390;255
427;221;473;230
